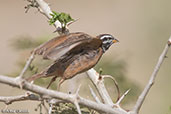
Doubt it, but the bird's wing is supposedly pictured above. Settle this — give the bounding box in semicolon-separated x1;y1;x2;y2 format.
66;38;102;55
57;39;103;79
33;32;102;61
56;38;102;63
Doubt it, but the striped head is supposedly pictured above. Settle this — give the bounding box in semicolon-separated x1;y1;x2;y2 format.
97;34;119;52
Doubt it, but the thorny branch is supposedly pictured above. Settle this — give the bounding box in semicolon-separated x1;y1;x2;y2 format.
0;75;127;114
0;93;40;105
0;0;170;114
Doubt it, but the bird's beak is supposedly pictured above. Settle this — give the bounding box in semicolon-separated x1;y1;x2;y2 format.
112;39;119;43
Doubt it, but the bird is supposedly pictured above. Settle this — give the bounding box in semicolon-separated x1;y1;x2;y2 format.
26;32;119;90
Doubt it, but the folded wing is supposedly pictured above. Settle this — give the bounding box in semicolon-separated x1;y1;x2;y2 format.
33;32;102;61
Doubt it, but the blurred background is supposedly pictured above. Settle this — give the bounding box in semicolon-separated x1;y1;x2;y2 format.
0;0;171;114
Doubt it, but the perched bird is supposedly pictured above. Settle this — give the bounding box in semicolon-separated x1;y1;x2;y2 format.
26;32;119;89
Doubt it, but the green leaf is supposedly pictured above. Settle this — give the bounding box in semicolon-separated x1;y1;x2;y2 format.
49;11;74;27
52;11;59;16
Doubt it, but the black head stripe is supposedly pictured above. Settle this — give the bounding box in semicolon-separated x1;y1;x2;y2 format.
97;34;115;52
99;34;114;41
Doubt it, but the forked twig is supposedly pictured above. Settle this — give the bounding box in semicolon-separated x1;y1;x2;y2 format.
131;36;171;114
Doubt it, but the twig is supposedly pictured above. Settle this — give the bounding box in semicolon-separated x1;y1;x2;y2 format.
86;68;114;106
18;52;35;79
89;85;101;103
116;89;130;106
34;0;62;28
33;0;70;35
131;36;171;114
73;84;82;114
74;101;81;114
0;93;40;105
0;74;127;114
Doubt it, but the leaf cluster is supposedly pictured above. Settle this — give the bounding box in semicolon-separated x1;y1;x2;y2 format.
49;11;74;28
49;103;97;114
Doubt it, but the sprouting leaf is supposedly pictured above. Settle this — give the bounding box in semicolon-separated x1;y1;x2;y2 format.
49;11;74;27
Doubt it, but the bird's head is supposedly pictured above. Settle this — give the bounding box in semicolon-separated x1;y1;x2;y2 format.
97;34;119;52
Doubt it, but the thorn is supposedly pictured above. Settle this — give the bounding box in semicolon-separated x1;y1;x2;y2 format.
89;85;101;103
116;89;130;105
75;84;81;95
73;85;82;114
4;105;8;110
74;101;82;114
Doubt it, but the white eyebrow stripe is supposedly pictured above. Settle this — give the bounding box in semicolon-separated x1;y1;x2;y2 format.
100;35;113;40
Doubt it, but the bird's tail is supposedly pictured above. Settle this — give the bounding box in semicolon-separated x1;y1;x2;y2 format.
26;73;43;82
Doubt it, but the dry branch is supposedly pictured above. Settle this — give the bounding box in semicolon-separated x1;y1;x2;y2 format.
0;75;127;114
86;69;114;106
18;52;35;79
35;0;62;29
130;37;171;114
0;94;40;105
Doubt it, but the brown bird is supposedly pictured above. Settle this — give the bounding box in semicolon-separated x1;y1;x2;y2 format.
26;32;119;89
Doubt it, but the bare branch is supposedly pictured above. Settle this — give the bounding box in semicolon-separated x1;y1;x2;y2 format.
86;68;114;106
131;36;171;114
0;75;127;114
34;0;62;28
29;0;69;35
18;52;35;79
0;93;40;105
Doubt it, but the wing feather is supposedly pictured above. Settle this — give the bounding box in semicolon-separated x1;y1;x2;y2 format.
33;32;99;61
